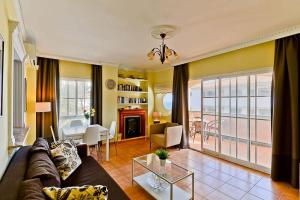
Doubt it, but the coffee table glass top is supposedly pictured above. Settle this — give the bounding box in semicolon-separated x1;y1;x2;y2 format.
133;153;193;184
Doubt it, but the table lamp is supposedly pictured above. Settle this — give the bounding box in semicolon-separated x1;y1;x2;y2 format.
152;112;161;124
36;102;51;138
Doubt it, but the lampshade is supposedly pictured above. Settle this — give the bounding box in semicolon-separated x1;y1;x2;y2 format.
152;112;161;121
36;102;51;113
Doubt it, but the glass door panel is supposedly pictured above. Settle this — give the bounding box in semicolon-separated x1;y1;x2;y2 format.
189;80;202;151
202;79;219;153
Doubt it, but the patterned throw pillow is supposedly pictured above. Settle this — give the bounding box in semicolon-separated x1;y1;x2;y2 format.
43;185;108;200
50;140;82;180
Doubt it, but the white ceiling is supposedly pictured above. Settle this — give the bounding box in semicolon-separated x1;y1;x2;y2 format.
20;0;300;70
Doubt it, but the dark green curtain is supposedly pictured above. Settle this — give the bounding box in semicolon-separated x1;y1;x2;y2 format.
171;64;189;148
36;57;60;140
91;65;102;125
271;34;299;188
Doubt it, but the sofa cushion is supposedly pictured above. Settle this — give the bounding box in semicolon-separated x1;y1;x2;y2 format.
26;151;61;187
17;178;46;200
43;185;108;200
62;156;129;200
50;140;82;180
31;137;51;155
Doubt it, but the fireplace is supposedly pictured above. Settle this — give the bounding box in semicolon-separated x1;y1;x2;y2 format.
119;109;146;139
125;116;141;138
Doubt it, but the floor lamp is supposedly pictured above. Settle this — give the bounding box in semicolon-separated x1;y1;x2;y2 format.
36;102;51;138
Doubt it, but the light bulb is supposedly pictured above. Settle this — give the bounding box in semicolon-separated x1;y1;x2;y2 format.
174;51;179;59
165;47;172;57
147;51;154;60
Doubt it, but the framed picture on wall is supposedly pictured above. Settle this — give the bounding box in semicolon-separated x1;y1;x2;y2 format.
0;34;4;116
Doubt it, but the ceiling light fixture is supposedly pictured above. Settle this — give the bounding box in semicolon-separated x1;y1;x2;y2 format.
147;25;179;64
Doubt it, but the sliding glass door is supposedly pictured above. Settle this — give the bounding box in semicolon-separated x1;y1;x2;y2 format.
198;71;272;171
202;79;219;153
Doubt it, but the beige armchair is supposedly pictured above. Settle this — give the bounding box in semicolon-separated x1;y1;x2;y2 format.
150;122;183;149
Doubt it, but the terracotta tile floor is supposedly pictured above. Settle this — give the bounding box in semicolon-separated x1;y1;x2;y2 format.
90;139;299;200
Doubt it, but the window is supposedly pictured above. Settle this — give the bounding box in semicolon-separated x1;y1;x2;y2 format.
189;71;272;171
59;79;91;128
162;93;172;110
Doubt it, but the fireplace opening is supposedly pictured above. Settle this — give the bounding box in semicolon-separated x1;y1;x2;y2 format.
125;116;141;139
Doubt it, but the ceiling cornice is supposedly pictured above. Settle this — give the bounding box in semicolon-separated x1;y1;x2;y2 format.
13;0;27;41
37;52;120;67
172;24;300;67
39;24;300;71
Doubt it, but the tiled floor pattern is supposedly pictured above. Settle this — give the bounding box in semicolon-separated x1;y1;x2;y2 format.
90;139;299;200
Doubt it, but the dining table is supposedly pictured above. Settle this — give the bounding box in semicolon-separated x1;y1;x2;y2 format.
62;125;110;161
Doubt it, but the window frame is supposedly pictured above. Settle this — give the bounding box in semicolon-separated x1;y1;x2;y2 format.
59;77;91;119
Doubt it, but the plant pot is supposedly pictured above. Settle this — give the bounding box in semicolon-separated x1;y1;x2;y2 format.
160;159;166;167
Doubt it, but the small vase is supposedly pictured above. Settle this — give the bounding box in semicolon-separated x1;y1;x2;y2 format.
84;118;89;127
160;159;166;167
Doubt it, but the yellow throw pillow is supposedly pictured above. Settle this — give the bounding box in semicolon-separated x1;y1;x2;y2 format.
43;185;108;200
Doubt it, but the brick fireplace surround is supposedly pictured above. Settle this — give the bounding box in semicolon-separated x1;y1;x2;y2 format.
118;109;147;139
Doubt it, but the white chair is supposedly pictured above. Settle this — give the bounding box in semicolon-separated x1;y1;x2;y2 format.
83;125;101;153
70;119;83;127
99;121;118;155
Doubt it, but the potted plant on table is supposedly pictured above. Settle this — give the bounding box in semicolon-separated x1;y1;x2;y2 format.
155;149;169;167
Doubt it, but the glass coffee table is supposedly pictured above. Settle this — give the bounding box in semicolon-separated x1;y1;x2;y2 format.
132;153;194;200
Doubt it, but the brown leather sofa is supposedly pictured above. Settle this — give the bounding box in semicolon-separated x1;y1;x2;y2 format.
0;140;129;200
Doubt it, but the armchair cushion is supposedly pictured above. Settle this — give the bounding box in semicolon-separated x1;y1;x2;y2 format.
151;134;166;147
150;123;166;135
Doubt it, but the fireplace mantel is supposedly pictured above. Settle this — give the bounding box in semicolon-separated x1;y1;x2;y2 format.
119;109;147;139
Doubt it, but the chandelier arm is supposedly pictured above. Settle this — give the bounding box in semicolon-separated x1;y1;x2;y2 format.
153;50;161;56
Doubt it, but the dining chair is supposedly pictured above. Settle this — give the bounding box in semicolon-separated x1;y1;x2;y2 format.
50;125;57;142
99;121;117;155
83;125;101;155
70;119;83;127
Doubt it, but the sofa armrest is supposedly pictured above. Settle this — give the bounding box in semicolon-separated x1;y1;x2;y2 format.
76;143;88;159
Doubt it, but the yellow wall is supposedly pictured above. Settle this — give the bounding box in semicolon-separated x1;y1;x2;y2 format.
59;60;91;79
25;65;37;145
150;41;275;121
0;0;19;178
102;65;118;130
189;41;275;79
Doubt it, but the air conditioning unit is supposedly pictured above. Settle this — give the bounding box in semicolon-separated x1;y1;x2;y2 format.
24;43;38;69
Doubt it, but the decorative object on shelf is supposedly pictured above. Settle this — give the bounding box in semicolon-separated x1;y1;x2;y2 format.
118;96;147;104
128;75;135;79
152;112;161;124
118;84;142;92
155;149;169;167
83;107;95;125
118;74;125;78
36;102;51;138
147;173;169;191
0;34;4;116
147;25;179;64
105;79;116;90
